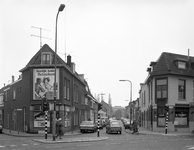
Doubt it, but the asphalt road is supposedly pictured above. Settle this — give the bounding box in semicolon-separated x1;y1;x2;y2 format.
0;127;193;150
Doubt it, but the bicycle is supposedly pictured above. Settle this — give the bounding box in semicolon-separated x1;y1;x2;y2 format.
131;127;139;135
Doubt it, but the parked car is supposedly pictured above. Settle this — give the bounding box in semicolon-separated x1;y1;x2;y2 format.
106;120;122;134
0;125;3;133
123;119;132;130
80;121;97;133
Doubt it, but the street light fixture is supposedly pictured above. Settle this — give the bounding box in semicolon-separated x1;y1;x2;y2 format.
97;93;105;102
119;79;132;124
53;4;65;141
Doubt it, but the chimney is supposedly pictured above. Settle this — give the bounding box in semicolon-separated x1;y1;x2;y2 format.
67;55;71;67
12;75;14;83
71;62;76;73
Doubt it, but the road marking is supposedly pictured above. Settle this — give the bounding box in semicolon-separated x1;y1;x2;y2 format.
188;147;194;150
0;146;5;148
22;144;28;146
77;144;92;147
10;145;17;147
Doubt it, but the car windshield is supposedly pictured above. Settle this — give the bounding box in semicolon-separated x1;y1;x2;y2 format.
111;122;120;126
81;121;93;125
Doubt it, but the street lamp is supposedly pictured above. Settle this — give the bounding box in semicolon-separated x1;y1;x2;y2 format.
53;4;65;141
119;79;132;124
97;93;105;102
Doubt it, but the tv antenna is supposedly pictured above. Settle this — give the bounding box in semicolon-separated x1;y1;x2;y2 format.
31;26;52;48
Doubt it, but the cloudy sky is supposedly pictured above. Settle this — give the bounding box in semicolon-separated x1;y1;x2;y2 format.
1;0;194;107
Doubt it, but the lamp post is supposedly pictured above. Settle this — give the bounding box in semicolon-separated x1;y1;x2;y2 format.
53;4;65;141
119;79;132;124
97;93;105;102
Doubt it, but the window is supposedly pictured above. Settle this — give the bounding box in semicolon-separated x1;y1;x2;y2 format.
144;91;146;106
4;91;7;101
178;79;186;99
13;89;16;100
0;94;3;104
174;107;188;126
41;52;52;65
74;84;78;103
156;79;167;99
85;97;88;105
81;90;84;105
193;81;194;100
67;80;70;100
0;110;2;120
64;106;71;127
64;78;67;98
178;61;186;69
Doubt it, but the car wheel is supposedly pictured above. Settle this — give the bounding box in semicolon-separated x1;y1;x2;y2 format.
120;131;122;134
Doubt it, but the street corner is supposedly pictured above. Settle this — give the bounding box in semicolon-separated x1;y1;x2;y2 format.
32;136;109;144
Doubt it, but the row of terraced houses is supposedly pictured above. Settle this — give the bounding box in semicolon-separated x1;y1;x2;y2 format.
0;44;100;133
134;52;194;133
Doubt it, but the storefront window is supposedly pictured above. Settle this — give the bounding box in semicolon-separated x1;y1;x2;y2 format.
174;107;188;126
157;106;165;126
64;106;70;127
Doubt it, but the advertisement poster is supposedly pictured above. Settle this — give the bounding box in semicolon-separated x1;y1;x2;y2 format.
34;113;50;127
33;69;59;100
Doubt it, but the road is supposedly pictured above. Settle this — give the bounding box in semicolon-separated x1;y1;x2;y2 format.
0;126;193;150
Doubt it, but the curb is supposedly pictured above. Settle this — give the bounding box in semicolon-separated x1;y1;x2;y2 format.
33;137;109;144
2;130;82;138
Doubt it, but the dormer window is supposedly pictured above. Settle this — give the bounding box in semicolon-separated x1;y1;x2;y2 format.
41;52;52;65
178;61;186;69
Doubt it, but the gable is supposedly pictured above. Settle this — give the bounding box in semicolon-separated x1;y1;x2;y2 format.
20;44;66;72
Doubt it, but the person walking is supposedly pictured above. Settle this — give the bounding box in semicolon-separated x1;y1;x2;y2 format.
132;120;138;134
56;118;63;139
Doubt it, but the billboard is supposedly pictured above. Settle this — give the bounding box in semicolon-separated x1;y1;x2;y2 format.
33;69;59;100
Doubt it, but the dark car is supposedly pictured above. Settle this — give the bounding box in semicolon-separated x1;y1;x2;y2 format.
80;121;97;133
106;120;122;134
123;119;132;130
0;125;3;133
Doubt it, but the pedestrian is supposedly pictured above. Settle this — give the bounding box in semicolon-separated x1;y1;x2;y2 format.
56;118;63;139
132;120;138;134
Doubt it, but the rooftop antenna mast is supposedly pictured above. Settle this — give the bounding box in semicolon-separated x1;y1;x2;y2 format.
31;26;52;48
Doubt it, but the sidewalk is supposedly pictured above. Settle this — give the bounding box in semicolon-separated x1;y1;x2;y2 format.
137;127;192;136
2;129;109;143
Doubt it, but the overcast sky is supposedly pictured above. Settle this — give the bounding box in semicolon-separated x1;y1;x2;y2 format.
1;0;194;107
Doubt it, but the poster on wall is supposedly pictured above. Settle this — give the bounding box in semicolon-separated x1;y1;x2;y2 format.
33;69;59;100
34;113;50;127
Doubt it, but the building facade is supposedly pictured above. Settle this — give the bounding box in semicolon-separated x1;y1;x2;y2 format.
139;52;194;132
0;44;98;133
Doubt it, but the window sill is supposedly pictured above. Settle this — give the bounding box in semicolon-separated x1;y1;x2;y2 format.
178;98;186;101
174;125;188;128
